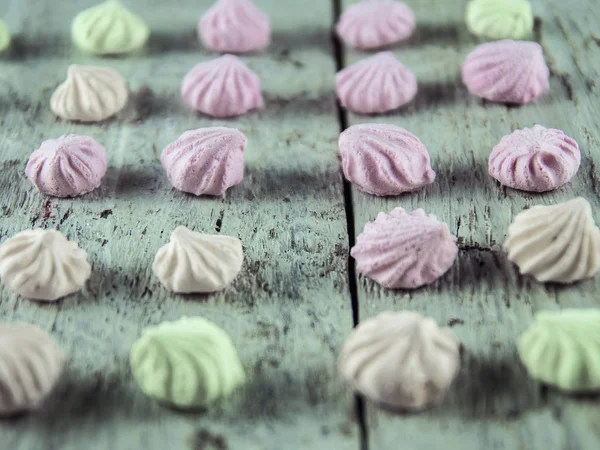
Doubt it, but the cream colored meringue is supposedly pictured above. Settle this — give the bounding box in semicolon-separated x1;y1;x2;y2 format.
466;0;534;41
0;19;11;53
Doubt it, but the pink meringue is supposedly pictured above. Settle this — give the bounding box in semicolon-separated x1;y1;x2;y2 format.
161;127;247;196
339;124;435;196
489;125;580;192
181;55;263;118
25;135;107;198
336;0;416;50
462;40;550;104
336;52;417;114
351;207;458;289
199;0;270;53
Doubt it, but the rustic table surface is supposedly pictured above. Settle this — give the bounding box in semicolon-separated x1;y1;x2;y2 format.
0;0;598;449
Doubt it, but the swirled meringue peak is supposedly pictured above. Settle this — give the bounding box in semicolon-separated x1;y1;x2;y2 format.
466;0;534;40
336;0;416;50
50;65;129;122
504;198;600;283
339;311;461;411
0;323;64;416
161;127;246;196
336;52;417;114
339;124;435;196
26;135;107;198
0;19;11;53
462;40;549;104
181;55;263;118
153;226;243;294
489;125;580;192
351;207;458;289
0;229;91;301
199;0;271;53
71;0;150;55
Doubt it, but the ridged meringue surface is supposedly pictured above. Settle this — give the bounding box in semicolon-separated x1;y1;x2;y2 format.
0;229;91;301
336;0;416;50
336;52;417;114
339;124;435;196
466;0;534;40
161;127;246;196
181;55;263;118
130;316;245;408
0;19;11;53
518;309;600;392
71;0;150;55
50;65;129;122
25;135;108;198
462;40;550;104
199;0;271;53
153;226;243;294
339;311;461;411
352;207;458;289
489;125;580;192
504;198;600;283
0;323;64;415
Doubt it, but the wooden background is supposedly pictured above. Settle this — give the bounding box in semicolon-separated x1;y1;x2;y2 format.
0;0;598;449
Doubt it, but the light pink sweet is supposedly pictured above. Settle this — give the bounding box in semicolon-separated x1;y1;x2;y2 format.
339;124;435;196
25;135;107;198
336;52;417;114
181;55;263;118
161;127;247;196
462;40;550;104
199;0;270;53
351;207;458;289
336;0;415;50
489;125;580;192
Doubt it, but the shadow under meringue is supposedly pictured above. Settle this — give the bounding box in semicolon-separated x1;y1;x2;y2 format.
270;26;333;54
145;29;202;55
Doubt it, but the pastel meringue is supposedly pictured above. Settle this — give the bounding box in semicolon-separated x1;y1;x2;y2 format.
130;316;245;408
199;0;271;53
504;198;600;283
0;323;64;415
71;0;150;55
26;135;108;198
161;127;246;196
466;0;534;40
489;125;580;192
351;207;458;289
339;124;435;196
50;65;129;122
0;229;91;301
181;55;263;118
153;226;243;294
336;52;417;114
336;0;416;50
462;40;550;104
0;19;11;53
339;311;461;411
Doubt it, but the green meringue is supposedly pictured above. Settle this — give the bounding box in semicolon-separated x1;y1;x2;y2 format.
466;0;534;40
0;19;11;53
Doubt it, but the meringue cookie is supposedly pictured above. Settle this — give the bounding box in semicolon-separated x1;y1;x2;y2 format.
26;135;107;198
336;52;417;114
351;207;458;289
50;65;129;122
518;309;600;392
153;226;243;294
199;0;271;53
489;125;580;192
130;316;245;408
504;198;600;283
71;0;150;55
336;0;415;50
181;55;263;118
161;127;246;196
0;323;64;416
462;40;550;104
339;311;461;411
466;0;534;40
0;19;11;53
0;229;91;301
339;124;435;196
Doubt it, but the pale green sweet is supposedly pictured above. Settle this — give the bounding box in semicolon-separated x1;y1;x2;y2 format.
71;0;150;55
466;0;534;40
518;309;600;392
0;19;11;53
130;316;245;408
